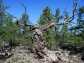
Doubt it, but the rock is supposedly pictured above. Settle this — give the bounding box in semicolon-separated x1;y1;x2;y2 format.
4;46;84;63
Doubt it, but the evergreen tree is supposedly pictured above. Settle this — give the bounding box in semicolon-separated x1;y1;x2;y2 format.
61;11;70;43
54;8;62;45
0;0;6;25
38;6;53;25
76;6;84;41
38;6;55;49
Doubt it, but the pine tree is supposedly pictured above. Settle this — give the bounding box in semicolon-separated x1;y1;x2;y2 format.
38;6;55;49
76;6;84;40
0;0;6;25
54;8;62;44
38;6;53;25
61;11;70;43
19;6;29;34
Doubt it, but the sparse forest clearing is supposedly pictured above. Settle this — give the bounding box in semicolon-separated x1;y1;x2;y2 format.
0;0;84;63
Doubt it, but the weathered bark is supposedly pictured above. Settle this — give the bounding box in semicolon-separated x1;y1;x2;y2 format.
32;22;55;58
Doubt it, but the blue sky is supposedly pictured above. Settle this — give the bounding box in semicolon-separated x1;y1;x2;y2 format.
5;0;84;24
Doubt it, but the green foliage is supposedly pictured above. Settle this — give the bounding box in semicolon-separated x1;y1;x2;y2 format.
38;6;53;25
0;0;84;50
54;8;62;45
38;7;57;49
79;6;84;13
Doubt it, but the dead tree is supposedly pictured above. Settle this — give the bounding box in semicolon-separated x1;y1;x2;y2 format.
32;22;55;58
64;0;79;24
